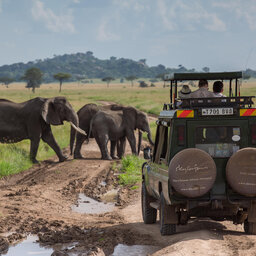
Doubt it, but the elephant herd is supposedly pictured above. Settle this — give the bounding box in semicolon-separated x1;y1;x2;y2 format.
0;96;154;163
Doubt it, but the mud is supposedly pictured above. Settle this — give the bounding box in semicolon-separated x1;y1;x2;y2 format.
1;114;256;255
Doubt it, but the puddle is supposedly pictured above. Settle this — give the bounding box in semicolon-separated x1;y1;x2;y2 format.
111;244;160;256
72;193;115;214
2;235;53;256
101;189;118;203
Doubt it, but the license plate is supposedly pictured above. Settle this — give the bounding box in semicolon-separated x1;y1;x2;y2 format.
202;108;233;116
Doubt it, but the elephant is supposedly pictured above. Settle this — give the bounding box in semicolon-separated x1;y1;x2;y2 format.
70;103;125;159
0;96;85;163
88;106;154;160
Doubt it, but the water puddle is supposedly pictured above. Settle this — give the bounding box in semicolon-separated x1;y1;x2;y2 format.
101;189;118;203
72;193;115;214
2;235;53;256
111;244;160;256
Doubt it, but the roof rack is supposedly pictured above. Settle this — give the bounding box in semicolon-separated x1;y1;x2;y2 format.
180;96;254;109
164;71;243;109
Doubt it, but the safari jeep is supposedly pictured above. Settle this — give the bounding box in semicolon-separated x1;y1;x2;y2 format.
142;72;256;235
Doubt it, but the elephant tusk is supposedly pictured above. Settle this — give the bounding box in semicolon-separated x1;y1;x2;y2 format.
70;122;87;136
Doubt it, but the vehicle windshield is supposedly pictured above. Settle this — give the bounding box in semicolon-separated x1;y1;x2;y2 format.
195;126;240;158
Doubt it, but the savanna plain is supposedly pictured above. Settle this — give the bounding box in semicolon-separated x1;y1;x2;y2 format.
0;80;256;255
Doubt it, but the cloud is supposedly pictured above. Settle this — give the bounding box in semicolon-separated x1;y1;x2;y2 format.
113;0;149;12
157;0;226;32
0;0;2;13
73;0;80;3
97;18;120;41
31;0;75;33
213;0;256;30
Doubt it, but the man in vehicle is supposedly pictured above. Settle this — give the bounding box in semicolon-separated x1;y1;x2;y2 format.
213;81;226;97
189;79;215;98
178;84;191;99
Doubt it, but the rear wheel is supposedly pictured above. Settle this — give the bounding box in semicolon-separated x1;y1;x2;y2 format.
244;219;256;234
160;192;176;236
141;182;157;224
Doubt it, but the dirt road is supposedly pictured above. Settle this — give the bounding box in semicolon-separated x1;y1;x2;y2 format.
0;137;256;255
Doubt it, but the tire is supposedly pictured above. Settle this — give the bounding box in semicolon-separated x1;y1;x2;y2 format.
226;148;256;197
141;182;157;224
244;219;256;234
160;192;176;236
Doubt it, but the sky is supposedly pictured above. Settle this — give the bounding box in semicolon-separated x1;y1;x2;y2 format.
0;0;256;71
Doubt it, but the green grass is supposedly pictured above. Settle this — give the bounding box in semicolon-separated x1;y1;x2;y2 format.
1;79;255;177
118;155;145;186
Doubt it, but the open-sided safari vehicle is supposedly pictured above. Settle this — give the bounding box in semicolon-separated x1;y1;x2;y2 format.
142;71;256;235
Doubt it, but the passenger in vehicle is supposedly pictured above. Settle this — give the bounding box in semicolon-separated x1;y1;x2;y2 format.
213;81;226;97
178;84;191;99
189;79;215;98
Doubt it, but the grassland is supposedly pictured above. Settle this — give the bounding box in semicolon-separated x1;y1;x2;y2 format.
0;79;255;177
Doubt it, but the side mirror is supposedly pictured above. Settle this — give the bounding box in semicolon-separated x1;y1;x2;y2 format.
143;147;151;160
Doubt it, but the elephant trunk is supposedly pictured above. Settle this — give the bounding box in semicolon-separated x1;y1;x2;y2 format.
137;130;142;156
147;131;154;146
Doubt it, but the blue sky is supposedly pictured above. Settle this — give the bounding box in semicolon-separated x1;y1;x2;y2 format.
1;0;256;71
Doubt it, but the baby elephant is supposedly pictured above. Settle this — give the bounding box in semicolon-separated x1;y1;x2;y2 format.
89;106;154;160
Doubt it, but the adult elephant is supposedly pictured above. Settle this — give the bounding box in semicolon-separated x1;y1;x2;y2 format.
88;106;154;160
70;103;123;159
0;97;84;163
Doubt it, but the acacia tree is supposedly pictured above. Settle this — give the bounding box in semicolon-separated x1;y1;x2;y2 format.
0;76;14;88
125;75;137;87
22;67;43;93
156;73;167;88
202;67;210;73
53;73;71;92
102;77;115;87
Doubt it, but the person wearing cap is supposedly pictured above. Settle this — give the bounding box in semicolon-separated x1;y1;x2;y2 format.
178;84;191;99
189;79;215;98
213;81;226;97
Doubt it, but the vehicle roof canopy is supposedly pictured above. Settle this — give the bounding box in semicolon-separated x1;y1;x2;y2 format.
165;71;242;81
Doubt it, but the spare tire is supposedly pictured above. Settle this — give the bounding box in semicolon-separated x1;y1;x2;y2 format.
226;148;256;197
169;148;217;198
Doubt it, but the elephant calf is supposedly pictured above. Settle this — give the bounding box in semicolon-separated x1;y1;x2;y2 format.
88;106;154;160
0;97;84;163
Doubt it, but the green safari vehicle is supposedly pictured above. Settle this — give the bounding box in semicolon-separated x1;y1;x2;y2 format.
142;71;256;235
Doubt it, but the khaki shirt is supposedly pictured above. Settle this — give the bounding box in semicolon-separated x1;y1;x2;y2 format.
189;87;215;98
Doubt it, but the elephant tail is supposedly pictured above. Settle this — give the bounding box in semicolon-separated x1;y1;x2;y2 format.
70;125;76;155
86;119;93;144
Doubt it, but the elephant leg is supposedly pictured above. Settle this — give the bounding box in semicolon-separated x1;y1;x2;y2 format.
30;137;40;163
110;141;118;159
41;128;67;162
95;134;112;160
74;133;87;159
126;130;137;155
117;137;126;159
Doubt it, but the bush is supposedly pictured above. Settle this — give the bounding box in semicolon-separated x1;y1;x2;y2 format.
118;155;145;186
139;81;148;88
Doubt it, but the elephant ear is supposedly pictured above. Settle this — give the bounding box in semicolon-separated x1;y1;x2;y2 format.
41;98;63;125
123;107;137;130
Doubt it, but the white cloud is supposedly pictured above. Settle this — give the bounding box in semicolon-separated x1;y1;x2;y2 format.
0;0;3;13
73;0;80;3
157;0;226;32
31;0;75;33
113;0;149;12
97;18;120;41
213;0;256;30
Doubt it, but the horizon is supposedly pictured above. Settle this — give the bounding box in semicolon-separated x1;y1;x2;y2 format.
1;0;256;71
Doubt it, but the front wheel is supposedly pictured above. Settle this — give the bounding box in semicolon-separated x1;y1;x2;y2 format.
160;192;176;236
141;182;157;224
244;219;256;234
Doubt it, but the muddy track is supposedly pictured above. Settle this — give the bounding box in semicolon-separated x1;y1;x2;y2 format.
0;105;256;255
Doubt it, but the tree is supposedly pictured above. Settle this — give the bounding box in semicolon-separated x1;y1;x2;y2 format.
0;76;14;88
125;75;137;87
102;77;115;87
156;73;167;88
53;73;71;92
22;67;43;93
202;67;210;73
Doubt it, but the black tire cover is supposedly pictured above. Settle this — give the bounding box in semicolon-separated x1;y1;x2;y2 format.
226;148;256;197
169;148;217;198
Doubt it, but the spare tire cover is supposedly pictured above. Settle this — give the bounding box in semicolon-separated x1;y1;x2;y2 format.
169;148;217;198
226;148;256;197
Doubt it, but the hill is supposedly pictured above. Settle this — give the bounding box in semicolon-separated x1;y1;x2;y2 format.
0;52;195;82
